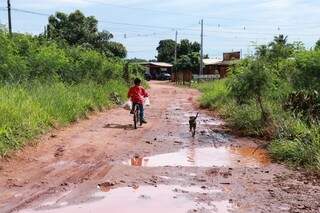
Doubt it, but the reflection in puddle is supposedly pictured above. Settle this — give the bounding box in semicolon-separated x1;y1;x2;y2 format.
23;185;232;213
125;147;270;168
229;147;271;166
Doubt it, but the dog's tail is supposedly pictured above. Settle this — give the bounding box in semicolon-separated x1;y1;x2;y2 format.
195;112;199;119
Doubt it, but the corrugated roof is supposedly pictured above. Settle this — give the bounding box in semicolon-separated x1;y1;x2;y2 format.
203;59;223;65
141;62;173;67
150;62;173;67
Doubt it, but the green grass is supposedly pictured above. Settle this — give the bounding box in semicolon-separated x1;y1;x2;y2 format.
195;80;320;170
0;80;127;156
193;80;230;109
194;80;265;136
270;125;320;169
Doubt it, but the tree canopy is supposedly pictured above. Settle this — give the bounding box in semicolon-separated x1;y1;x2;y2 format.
156;39;201;63
156;39;176;63
46;10;127;58
255;34;305;63
177;39;201;57
176;52;200;73
156;38;201;72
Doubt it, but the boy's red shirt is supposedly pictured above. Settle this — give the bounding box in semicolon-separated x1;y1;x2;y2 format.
128;85;149;104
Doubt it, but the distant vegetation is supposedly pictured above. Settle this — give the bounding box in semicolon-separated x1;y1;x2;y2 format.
156;39;206;73
0;10;145;156
196;35;320;170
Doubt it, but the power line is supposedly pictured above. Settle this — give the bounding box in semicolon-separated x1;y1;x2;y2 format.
7;7;320;38
11;8;50;17
78;0;262;24
71;0;320;28
78;0;318;26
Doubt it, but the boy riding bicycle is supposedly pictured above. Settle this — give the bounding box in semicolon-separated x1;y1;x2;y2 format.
128;78;149;124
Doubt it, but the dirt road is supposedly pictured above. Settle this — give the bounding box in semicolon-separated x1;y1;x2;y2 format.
0;81;319;213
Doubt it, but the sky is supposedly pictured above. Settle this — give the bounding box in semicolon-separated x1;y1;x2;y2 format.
0;0;320;60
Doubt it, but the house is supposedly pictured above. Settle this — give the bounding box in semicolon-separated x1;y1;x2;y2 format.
141;62;173;79
203;58;223;75
203;51;241;78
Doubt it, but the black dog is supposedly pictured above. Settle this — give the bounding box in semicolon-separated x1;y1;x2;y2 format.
189;113;199;137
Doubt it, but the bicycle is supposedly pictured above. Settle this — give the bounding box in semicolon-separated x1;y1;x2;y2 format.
133;104;142;129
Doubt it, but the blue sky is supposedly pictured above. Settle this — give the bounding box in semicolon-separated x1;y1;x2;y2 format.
1;0;320;60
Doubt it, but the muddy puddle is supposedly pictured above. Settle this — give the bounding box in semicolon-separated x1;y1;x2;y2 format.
22;185;233;213
125;146;271;168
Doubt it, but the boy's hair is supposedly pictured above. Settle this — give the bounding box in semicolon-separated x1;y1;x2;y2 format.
134;78;141;85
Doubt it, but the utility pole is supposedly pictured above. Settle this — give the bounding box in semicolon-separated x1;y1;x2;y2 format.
200;19;204;76
173;30;178;83
7;0;12;36
174;30;178;65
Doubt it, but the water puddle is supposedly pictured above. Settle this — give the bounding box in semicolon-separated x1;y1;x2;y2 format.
125;147;271;168
23;185;232;213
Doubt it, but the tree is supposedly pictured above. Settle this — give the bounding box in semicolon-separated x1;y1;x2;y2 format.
272;34;288;46
315;39;320;51
156;39;176;63
47;10;98;46
255;45;268;58
268;34;293;60
46;10;126;58
177;39;200;56
176;52;200;73
156;39;201;63
229;59;272;122
102;41;127;58
293;50;320;92
176;55;192;71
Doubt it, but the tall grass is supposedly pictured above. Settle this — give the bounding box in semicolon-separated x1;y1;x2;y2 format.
270;126;320;169
194;80;230;109
0;31;146;156
0;80;127;156
196;79;320;170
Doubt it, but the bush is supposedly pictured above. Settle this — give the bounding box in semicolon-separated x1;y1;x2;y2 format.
0;33;29;83
270;125;320;169
0;31;146;156
196;48;320;169
29;43;71;81
0;80;127;156
293;51;320;91
0;31;144;84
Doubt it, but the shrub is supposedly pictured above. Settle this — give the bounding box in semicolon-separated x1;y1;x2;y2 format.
196;48;320;169
0;80;128;156
0;31;146;156
270;125;320;169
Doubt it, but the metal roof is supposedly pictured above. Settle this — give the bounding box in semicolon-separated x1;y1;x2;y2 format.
203;59;223;65
141;62;173;67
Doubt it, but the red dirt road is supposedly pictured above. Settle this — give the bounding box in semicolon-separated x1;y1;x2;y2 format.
0;81;319;213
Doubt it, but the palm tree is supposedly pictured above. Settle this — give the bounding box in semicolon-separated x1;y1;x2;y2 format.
273;34;288;46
